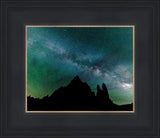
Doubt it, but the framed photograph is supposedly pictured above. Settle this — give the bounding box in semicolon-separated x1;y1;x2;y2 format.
25;25;135;113
1;0;159;138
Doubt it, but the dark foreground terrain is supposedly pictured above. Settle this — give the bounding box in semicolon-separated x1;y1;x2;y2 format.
27;76;133;111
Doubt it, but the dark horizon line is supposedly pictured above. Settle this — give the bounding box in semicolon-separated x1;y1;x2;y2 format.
27;76;133;106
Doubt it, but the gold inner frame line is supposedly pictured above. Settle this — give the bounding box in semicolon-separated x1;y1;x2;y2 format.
25;25;135;113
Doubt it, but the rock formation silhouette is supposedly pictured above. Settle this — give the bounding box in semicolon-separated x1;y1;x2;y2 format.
27;76;133;111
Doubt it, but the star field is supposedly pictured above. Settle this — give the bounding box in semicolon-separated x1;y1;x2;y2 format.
27;26;133;105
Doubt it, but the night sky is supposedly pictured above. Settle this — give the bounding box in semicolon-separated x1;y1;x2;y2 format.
27;26;133;105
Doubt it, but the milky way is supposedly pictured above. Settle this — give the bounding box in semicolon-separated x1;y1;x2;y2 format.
27;26;133;105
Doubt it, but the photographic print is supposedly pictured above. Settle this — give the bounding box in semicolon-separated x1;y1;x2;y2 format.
25;25;135;112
